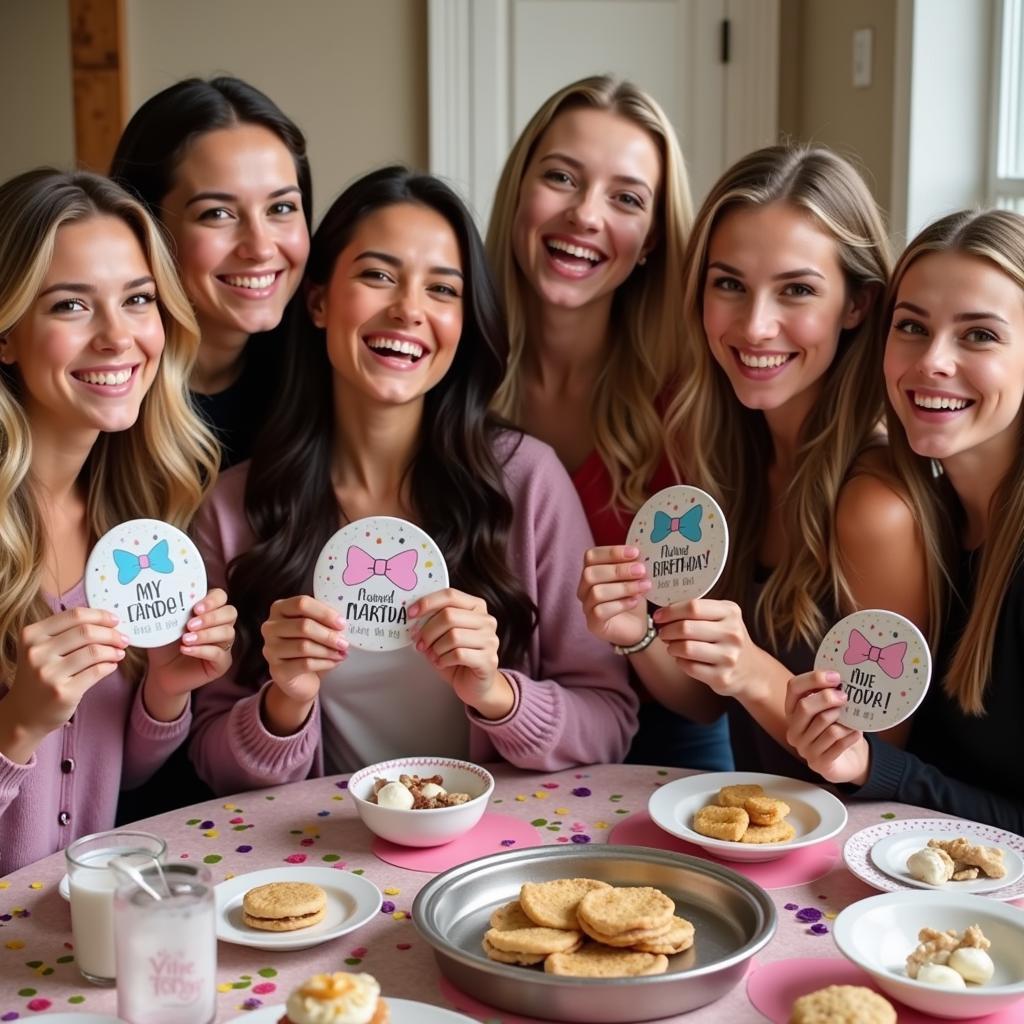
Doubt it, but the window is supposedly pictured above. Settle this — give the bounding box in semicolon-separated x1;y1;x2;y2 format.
993;0;1024;210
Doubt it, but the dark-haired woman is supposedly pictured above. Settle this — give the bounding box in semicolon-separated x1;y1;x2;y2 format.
110;76;311;467
188;168;637;791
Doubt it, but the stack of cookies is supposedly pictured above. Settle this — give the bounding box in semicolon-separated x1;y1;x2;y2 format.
693;784;796;844
482;878;695;978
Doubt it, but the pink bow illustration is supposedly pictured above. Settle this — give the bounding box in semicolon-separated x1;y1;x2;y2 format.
843;628;906;679
342;545;419;591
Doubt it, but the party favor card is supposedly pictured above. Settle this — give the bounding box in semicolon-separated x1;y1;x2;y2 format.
85;519;207;648
626;485;729;606
814;608;932;731
314;516;449;652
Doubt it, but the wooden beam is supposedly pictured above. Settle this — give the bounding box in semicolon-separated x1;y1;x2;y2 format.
69;0;124;172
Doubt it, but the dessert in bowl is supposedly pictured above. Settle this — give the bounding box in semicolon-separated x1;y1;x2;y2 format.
348;756;494;847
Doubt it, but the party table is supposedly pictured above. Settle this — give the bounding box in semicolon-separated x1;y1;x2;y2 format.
0;764;983;1022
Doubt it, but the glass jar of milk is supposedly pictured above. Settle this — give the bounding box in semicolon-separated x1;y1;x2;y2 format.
65;830;166;984
114;863;216;1024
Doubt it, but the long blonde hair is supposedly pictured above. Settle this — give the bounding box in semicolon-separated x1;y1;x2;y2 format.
487;75;693;511
0;169;218;682
885;208;1024;714
665;145;894;653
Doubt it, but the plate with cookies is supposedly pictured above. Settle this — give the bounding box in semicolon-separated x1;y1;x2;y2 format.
214;866;382;951
413;844;775;1022
844;818;1024;901
647;771;848;863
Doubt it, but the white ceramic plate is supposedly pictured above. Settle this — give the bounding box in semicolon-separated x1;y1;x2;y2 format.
227;998;479;1022
214;866;381;951
834;890;1024;1019
870;829;1024;894
845;818;1024;901
647;770;847;863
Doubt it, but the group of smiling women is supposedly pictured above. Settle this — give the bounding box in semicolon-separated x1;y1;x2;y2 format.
0;73;1020;876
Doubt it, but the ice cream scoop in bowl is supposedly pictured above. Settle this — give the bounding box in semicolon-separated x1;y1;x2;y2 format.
348;757;494;847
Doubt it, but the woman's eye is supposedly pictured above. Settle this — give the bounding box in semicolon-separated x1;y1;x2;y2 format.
125;291;157;307
51;298;87;313
269;201;298;216
964;327;998;343
783;283;814;297
360;269;393;284
710;275;743;293
893;318;927;336
543;169;574;187
198;207;232;222
615;192;645;210
429;283;460;298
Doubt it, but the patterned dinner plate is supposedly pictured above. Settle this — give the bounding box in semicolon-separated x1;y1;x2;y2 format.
844;817;1024;901
227;997;478;1022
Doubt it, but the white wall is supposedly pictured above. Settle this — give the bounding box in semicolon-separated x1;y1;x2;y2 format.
0;0;75;182
123;0;428;221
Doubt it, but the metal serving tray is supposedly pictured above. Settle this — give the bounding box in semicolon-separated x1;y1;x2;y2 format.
412;844;776;1023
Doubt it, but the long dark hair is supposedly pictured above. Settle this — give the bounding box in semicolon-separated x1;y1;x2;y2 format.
109;75;312;232
229;166;537;682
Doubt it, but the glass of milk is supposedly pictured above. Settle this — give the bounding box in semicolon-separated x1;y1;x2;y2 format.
65;830;167;984
115;863;216;1024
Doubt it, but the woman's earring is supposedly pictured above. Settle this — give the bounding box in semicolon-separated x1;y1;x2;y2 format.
638;255;648;266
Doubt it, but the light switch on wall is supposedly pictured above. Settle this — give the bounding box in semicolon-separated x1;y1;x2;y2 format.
853;27;873;88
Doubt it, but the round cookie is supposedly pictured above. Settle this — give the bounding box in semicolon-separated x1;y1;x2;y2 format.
632;915;695;954
788;984;896;1024
545;943;669;978
718;783;764;808
486;900;582;955
577;885;675;937
694;804;749;842
481;936;548;966
242;881;326;932
519;877;612;930
744;796;790;825
578;915;673;948
741;820;796;844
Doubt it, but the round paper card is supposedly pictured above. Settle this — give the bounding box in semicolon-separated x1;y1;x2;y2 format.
85;518;207;648
314;516;449;652
626;485;729;606
814;608;932;731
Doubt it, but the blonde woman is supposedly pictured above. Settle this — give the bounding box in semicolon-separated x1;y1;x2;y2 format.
787;209;1024;829
0;170;235;875
580;145;929;778
488;75;729;768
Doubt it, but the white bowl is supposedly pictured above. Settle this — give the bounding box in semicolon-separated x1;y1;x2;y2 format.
833;890;1024;1019
647;770;847;862
348;756;494;847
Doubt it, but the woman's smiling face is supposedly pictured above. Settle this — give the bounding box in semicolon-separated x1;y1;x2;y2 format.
512;107;661;316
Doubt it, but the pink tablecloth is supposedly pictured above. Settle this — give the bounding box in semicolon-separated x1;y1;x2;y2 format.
0;765;954;1022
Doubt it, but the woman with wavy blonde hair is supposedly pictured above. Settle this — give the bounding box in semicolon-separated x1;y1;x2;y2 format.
580;144;930;777
787;208;1024;829
0;169;235;874
488;75;729;768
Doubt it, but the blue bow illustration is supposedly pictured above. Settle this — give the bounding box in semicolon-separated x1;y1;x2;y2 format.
113;539;174;585
650;506;702;544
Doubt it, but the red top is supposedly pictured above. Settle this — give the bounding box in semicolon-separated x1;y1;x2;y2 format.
571;448;679;547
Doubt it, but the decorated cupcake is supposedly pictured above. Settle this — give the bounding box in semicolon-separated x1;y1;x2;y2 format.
277;972;388;1024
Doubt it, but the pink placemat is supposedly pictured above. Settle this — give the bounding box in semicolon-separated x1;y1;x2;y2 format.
608;812;840;889
747;956;1024;1023
372;812;542;872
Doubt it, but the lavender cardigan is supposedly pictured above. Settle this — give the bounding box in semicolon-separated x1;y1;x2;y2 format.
189;433;638;795
0;585;190;876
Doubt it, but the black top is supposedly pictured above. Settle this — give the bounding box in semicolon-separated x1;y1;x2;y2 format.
728;564;827;782
856;549;1024;832
191;338;279;469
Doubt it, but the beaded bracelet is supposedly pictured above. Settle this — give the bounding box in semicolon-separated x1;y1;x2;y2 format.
612;613;657;656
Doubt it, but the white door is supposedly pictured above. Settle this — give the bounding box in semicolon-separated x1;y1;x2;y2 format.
428;0;779;224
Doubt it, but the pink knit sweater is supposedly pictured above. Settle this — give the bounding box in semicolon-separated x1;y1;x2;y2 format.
189;434;638;794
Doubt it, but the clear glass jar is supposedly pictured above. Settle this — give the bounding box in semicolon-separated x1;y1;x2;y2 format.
65;829;167;985
113;862;216;1024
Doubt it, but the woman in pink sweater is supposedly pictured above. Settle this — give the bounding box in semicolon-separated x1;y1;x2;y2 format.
189;168;636;793
0;170;235;875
